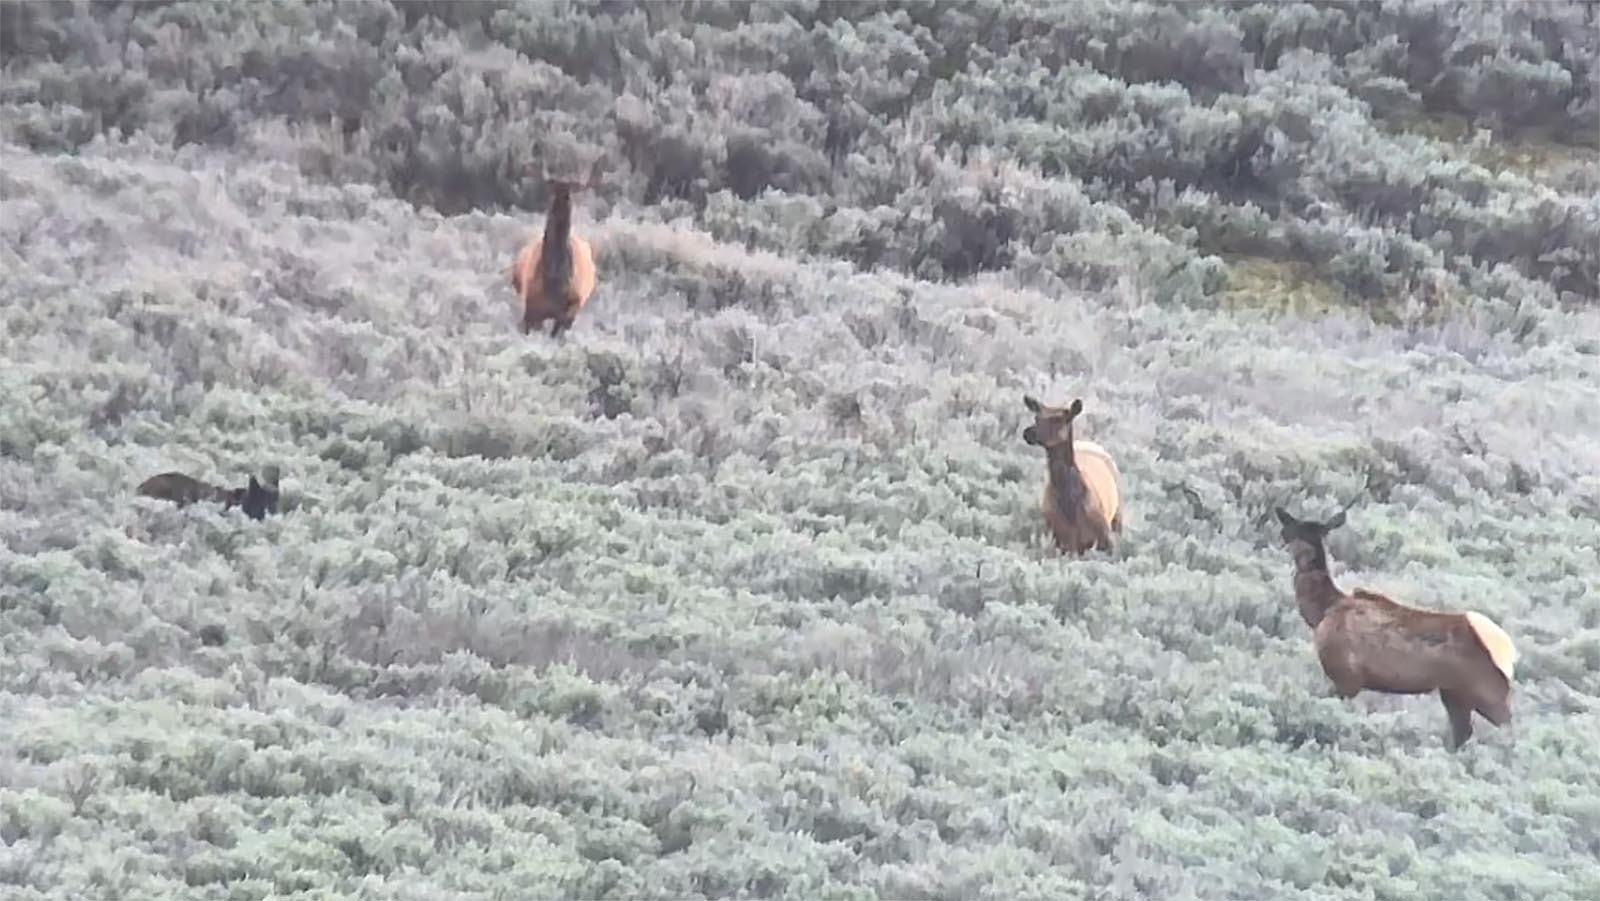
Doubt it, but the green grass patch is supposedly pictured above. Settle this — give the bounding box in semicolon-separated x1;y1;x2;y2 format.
1385;111;1599;192
1218;253;1477;329
1219;254;1347;317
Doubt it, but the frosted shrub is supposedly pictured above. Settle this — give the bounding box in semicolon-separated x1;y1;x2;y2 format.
2;5;1597;899
1464;56;1576;130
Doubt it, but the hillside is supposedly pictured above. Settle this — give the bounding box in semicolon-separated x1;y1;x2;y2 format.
2;2;1599;899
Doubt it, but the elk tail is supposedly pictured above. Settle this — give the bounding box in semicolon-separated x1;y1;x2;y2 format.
1464;611;1519;682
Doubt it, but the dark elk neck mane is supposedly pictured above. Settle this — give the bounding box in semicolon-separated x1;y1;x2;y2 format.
539;186;574;289
1291;539;1345;628
1044;436;1088;513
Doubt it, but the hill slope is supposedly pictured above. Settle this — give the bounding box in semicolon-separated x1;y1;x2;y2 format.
3;2;1600;899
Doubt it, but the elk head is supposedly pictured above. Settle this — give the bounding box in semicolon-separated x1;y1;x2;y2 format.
1021;395;1083;449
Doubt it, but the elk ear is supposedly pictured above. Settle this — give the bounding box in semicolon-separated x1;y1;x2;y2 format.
1022;395;1040;413
1275;508;1295;527
1067;398;1083;417
1326;510;1346;530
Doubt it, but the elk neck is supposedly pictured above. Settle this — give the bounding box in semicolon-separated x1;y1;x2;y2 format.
541;187;573;254
538;186;575;292
1043;430;1089;513
1290;539;1344;628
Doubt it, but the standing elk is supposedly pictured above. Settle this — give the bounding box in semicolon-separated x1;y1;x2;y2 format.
1021;394;1124;554
510;168;598;338
1275;507;1519;750
137;465;281;520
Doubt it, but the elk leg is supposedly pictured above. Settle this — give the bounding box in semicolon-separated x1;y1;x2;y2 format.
550;315;573;339
1473;691;1512;727
1439;689;1475;750
1047;522;1071;555
1480;694;1515;746
1095;524;1117;554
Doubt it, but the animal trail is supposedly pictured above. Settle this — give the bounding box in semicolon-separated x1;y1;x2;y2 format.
1275;507;1519;750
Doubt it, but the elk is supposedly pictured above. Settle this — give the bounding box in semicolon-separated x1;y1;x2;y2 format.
1275;507;1519;750
510;168;598;338
1020;394;1124;554
137;465;280;520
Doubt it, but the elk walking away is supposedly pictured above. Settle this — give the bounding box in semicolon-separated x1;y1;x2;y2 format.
511;166;598;338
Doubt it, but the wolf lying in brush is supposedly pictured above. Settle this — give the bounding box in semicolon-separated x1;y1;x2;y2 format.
137;466;281;520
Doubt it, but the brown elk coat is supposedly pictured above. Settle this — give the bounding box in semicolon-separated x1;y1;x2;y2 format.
511;181;596;338
1276;508;1519;749
1022;395;1124;555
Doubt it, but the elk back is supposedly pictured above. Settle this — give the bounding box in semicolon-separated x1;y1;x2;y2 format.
1072;439;1122;529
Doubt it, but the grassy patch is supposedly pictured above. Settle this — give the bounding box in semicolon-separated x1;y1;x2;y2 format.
1384;111;1600;192
1218;254;1476;329
1219;254;1347;317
